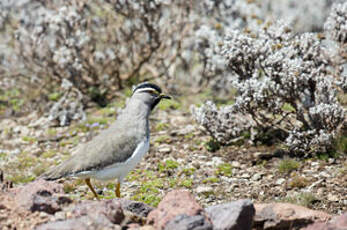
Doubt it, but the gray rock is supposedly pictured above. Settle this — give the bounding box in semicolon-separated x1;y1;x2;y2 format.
118;198;154;218
36;215;121;230
165;215;213;230
37;199;125;230
31;194;72;214
206;199;255;230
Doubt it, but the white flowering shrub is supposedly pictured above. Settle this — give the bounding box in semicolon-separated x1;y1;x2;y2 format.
3;0;343;94
192;19;346;155
324;2;347;93
325;2;347;44
1;0;345;137
47;79;86;127
261;0;345;33
191;101;255;144
10;0;170;105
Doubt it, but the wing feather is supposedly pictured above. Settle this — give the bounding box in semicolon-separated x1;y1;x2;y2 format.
41;121;144;180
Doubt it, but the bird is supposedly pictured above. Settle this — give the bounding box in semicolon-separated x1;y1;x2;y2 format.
41;82;171;200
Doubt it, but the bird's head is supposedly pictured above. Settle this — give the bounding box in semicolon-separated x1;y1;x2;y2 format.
132;82;171;110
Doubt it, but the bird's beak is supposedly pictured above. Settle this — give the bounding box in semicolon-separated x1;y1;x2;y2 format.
159;94;171;100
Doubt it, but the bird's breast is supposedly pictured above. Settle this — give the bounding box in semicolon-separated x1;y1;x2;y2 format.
126;137;150;168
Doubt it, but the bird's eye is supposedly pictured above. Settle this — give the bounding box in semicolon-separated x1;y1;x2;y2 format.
147;90;159;96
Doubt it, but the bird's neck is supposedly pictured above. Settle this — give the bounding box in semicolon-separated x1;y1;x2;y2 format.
117;98;151;138
123;98;151;119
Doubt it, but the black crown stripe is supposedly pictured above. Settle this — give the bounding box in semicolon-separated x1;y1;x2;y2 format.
133;82;162;94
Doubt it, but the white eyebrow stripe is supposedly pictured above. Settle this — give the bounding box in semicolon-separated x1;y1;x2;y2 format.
135;88;159;94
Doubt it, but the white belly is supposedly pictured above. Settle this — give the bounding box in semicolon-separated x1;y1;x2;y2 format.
76;138;150;183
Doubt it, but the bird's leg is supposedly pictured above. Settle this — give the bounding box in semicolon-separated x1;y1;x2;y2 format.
115;182;121;198
85;178;99;200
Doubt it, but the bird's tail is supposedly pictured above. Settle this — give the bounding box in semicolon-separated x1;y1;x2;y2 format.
39;163;69;181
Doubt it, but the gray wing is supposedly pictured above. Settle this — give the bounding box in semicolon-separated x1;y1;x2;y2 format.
41;122;141;180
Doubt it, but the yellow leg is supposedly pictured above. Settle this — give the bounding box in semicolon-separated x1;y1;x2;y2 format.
115;182;121;198
85;178;99;200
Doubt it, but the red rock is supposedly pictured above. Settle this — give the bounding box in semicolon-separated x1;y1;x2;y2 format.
147;190;207;229
127;223;141;229
253;203;332;230
332;213;347;229
13;179;71;214
302;212;347;230
301;222;338;230
140;226;156;230
69;199;125;224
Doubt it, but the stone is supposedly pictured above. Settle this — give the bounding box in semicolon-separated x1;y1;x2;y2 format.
140;226;156;230
275;178;286;185
158;147;171;153
147;190;207;230
127;223;141;229
319;171;330;178
240;173;251;179
0;119;17;130
253;203;332;230
302;212;347;230
332;213;347;229
327;194;339;202
206;157;224;167
164;215;213;230
251;173;262;181
231;161;241;168
196;186;213;195
206;199;255;230
13;125;30;136
177;125;195;135
68;199;125;225
31;194;72;214
13;179;71;214
36;215;121;230
118;198;154;218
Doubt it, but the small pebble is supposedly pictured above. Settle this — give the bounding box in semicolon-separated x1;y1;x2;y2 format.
276;178;286;185
158;147;171;153
196;186;213;195
231;161;241;168
252;173;262;181
327;194;339;202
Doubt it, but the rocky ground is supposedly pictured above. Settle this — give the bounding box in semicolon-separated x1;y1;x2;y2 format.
0;179;346;230
0;89;346;229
